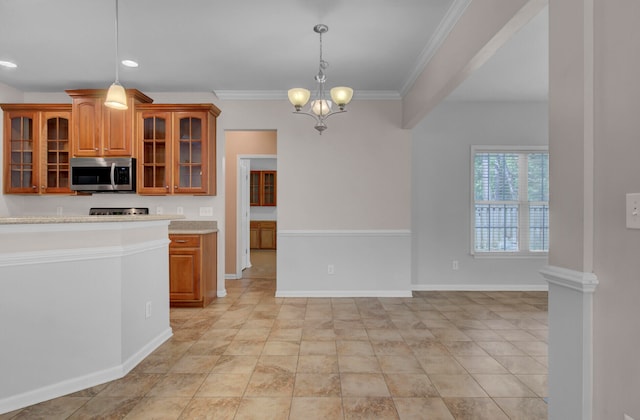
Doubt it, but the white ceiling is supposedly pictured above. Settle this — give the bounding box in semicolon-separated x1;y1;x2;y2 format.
448;5;548;102
0;0;547;102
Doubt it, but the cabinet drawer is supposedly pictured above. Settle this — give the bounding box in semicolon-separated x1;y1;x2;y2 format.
169;235;201;248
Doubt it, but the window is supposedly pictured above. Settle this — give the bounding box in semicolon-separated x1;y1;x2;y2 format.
472;146;548;255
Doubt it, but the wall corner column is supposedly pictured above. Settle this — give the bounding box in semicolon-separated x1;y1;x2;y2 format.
540;266;597;420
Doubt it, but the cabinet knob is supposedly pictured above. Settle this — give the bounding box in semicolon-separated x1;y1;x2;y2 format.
32;185;37;189
41;185;45;189
174;185;178;189
94;148;99;151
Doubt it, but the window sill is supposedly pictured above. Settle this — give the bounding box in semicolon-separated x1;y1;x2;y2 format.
472;252;548;260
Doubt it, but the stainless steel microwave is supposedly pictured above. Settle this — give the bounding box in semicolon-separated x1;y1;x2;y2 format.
70;157;136;192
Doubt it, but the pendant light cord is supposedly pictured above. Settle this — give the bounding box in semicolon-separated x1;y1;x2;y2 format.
114;0;120;83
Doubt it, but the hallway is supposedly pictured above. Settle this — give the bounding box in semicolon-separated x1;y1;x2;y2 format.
242;250;276;280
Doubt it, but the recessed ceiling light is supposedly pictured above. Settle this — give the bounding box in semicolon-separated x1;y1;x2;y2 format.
0;60;18;68
121;59;139;68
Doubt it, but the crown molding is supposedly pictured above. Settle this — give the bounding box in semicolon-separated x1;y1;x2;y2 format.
214;90;402;101
400;0;472;97
214;90;286;100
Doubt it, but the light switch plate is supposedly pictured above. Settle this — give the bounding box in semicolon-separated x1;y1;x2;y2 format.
626;193;640;229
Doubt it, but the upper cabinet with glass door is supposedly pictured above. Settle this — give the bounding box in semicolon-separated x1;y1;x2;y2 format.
136;104;220;195
250;170;277;206
1;104;73;194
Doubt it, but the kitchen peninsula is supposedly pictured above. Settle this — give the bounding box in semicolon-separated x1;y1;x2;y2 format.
0;215;179;414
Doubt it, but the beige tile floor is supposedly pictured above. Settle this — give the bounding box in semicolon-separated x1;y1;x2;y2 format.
2;254;548;419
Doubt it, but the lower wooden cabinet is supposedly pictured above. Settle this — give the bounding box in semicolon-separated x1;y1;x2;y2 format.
249;221;276;249
169;232;217;307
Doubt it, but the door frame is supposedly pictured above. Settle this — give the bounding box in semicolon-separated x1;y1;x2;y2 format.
239;158;251;271
236;154;277;276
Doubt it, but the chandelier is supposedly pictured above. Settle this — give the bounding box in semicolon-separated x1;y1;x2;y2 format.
288;24;354;134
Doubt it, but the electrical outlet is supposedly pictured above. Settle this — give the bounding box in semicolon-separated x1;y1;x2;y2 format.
452;260;459;270
327;264;335;275
145;301;152;319
626;193;640;228
177;206;184;215
156;206;163;215
199;207;213;216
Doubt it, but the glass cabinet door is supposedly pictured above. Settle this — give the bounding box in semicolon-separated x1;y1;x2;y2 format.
139;113;171;194
250;171;261;205
261;171;276;206
7;113;37;193
249;171;277;206
44;113;71;193
175;113;206;193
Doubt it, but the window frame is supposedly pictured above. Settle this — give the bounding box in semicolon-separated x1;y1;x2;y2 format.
470;145;549;258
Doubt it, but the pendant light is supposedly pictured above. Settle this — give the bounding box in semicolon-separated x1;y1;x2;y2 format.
288;24;354;134
104;0;128;110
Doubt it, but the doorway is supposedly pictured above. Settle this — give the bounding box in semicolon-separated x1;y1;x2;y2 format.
224;129;277;283
238;156;277;280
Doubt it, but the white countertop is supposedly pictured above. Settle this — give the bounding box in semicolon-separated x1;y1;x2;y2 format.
169;220;218;234
0;215;185;225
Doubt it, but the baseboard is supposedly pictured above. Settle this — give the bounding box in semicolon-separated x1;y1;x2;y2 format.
412;284;549;292
225;274;242;280
275;290;413;298
0;328;172;415
121;328;173;374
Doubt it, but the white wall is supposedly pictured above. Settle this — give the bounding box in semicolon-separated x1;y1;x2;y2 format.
217;99;412;296
546;1;640;417
411;100;548;289
591;1;640;415
0;221;172;413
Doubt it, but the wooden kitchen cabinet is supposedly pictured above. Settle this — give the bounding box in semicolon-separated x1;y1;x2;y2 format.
250;221;277;249
66;89;153;157
1;104;73;194
137;104;220;195
250;170;276;206
169;232;217;307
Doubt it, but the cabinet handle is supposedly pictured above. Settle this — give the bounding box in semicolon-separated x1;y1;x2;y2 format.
174;240;188;243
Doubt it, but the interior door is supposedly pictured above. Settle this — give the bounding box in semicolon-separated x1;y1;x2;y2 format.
239;159;251;270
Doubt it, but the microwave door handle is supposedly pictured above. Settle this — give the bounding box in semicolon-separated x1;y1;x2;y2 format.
110;162;116;190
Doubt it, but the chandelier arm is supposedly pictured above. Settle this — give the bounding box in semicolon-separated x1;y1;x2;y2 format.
292;111;323;124
319;110;346;121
